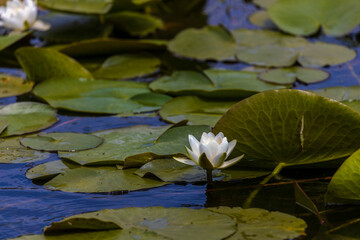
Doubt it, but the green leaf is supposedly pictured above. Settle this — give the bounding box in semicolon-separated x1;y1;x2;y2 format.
168;26;237;61
159;96;236;127
34;12;113;43
268;0;360;36
0;74;34;98
38;0;113;14
106;11;163;36
213;89;360;166
15;47;93;83
150;69;287;98
209;207;307;240
20;133;103;152
26;160;77;181
59;125;210;166
44;167;168;193
93;53;161;80
33;78;168;114
248;11;277;29
311;86;360;102
298;42;356;67
0;102;58;137
259;67;329;85
0;32;30;51
44;207;237;240
326;148;360;204
0;135;50;163
253;0;278;8
53;38;167;57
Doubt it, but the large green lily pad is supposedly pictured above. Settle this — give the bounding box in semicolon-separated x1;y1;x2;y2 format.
326;149;360;204
213;89;360;166
93;53;161;80
168;26;236;61
59;125;211;166
268;0;360;36
26;160;77;180
44;167;168;193
106;11;163;36
150;69;287;98
0;74;34;98
15;47;93;82
0;32;30;51
259;67;329;85
0;135;50;163
0;102;58;137
53;38;167;57
20;133;103;152
135;159;270;182
38;0;113;14
209;207;307;240
34;12;113;43
33;78;170;114
159;96;236;126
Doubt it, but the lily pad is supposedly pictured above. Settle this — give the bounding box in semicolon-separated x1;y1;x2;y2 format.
106;11;163;36
0;32;30;51
59;125;210;166
168;26;236;61
43;207;237;240
249;11;277;29
268;0;360;36
259;67;329;85
38;0;113;14
298;42;356;67
53;38;167;57
93;53;161;80
135;159;270;182
311;86;360;102
15;47;93;82
209;207;307;240
0;135;50;163
26;160;77;181
33;78;169;114
44;167;168;193
0;120;7;134
159;96;236;126
34;12;113;43
213;89;360;166
326;149;360;204
253;0;278;8
0;74;34;98
0;102;58;137
20;133;103;152
150;69;287;98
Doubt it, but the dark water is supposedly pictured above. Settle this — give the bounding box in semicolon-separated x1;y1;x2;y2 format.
1;0;360;239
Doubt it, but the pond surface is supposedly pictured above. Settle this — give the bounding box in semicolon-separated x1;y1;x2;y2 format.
1;0;360;239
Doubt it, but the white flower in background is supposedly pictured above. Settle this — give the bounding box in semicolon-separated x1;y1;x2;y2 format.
0;0;50;32
174;132;244;182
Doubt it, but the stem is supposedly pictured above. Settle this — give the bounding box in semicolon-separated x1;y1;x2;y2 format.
206;169;213;183
243;162;285;208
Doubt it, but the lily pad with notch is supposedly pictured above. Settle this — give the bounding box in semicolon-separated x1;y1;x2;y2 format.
0;74;34;98
20;133;103;152
0;102;58;137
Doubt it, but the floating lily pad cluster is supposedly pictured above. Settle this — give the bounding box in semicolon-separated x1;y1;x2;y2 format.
11;207;307;240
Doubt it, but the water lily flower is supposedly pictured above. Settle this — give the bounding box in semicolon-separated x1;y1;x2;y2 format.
174;132;244;182
0;0;50;32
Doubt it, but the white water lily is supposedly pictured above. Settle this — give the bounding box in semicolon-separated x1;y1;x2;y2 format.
0;0;50;32
174;132;244;181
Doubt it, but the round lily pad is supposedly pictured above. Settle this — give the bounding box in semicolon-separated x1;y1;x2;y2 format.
93;53;161;80
0;135;50;163
213;89;360;166
249;11;277;29
0;102;58;137
20;133;103;152
259;67;329;85
0;74;34;98
38;0;113;14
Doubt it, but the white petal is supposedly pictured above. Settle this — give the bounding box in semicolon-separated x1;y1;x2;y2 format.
185;146;199;164
215;132;224;144
32;20;50;31
199;143;212;162
188;134;200;155
200;132;209;144
173;157;197;166
211;152;227;168
226;139;237;157
218;155;244;169
218;140;229;156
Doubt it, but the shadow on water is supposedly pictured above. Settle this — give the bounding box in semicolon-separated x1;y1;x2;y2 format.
1;0;360;239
